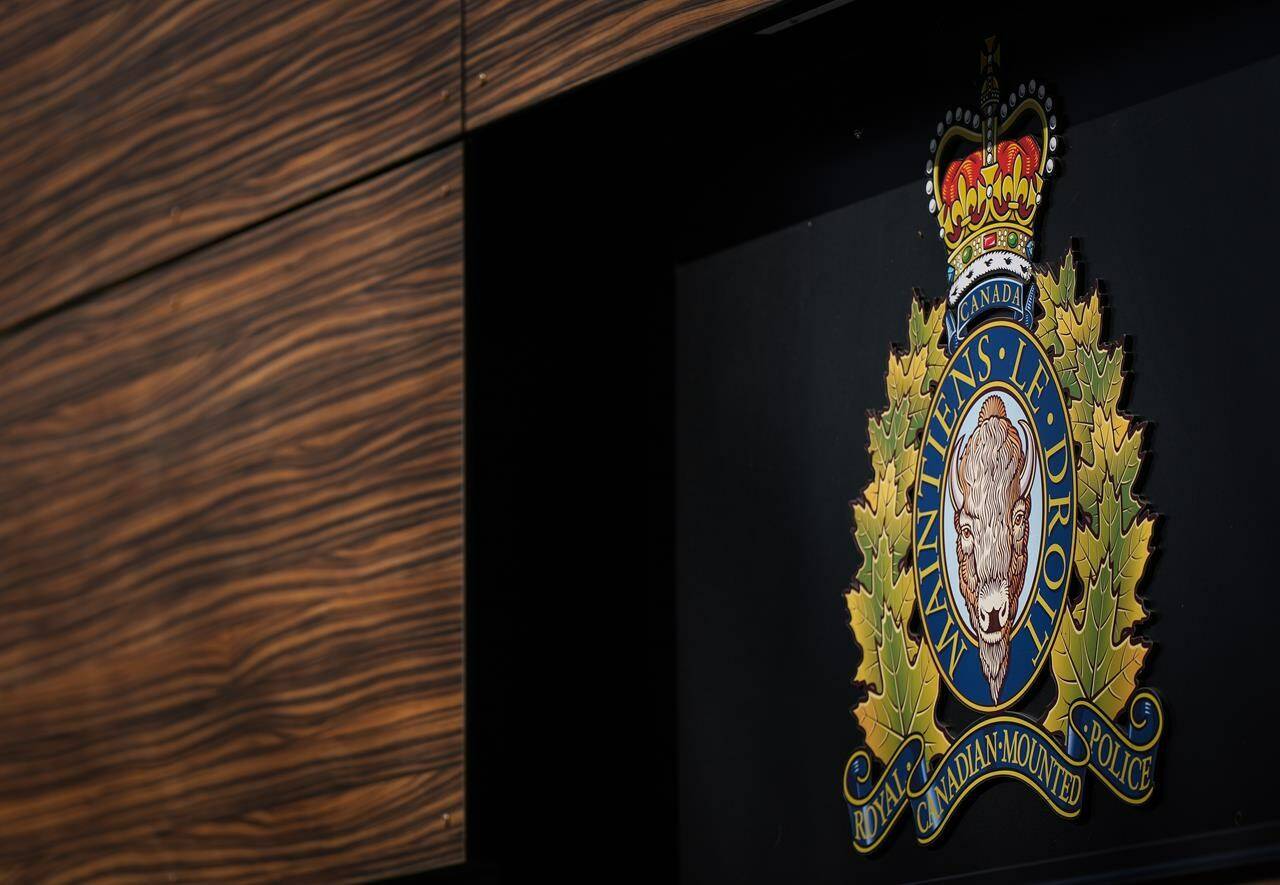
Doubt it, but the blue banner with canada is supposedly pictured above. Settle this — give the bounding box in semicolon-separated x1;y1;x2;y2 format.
944;276;1037;354
843;691;1163;852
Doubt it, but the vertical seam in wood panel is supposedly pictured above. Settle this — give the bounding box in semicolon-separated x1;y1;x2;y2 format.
457;0;470;859
459;0;471;131
453;3;469;869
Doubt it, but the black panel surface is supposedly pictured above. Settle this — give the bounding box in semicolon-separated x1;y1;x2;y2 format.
461;2;1280;882
676;22;1280;885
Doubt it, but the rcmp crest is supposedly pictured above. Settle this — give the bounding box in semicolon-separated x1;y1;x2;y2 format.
842;39;1164;852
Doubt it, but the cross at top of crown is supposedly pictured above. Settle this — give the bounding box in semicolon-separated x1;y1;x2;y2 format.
924;39;1061;307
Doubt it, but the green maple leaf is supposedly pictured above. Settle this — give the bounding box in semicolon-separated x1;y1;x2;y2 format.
848;464;914;687
894;349;931;448
848;295;951;763
857;610;950;762
1035;246;1155;737
846;551;913;690
1034;248;1078;358
1045;554;1149;733
1073;473;1152;642
908;297;948;391
1071;345;1124;462
852;465;912;587
868;396;918;516
1077;405;1146;532
1036;255;1105;415
867;401;904;474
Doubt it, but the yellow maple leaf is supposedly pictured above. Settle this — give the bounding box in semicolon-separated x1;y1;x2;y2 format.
887;348;925;405
907;297;947;400
1034;248;1078;356
857;610;950;762
1045;555;1149;733
852;463;911;573
846;540;914;688
847;295;950;763
867;399;920;516
848;463;914;686
1077;405;1147;540
1073;471;1152;643
1035;247;1156;736
1056;285;1101;357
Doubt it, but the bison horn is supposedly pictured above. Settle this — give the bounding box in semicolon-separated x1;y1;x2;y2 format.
1017;418;1037;498
949;433;966;512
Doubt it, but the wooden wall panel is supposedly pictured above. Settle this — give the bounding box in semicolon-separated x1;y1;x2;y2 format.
463;0;780;126
0;0;462;332
0;147;464;881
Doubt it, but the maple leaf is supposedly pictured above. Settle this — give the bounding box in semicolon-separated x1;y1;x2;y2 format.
1036;251;1115;423
1071;344;1124;462
1073;472;1152;643
847;462;914;686
1044;554;1149;733
886;347;925;405
868;397;918;516
894;348;930;445
867;401;904;474
848;295;951;763
852;463;912;577
1035;246;1156;737
907;297;947;396
1034;248;1078;357
856;609;950;763
1077;404;1146;533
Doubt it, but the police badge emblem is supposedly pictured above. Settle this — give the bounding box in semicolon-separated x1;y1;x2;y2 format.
842;39;1165;852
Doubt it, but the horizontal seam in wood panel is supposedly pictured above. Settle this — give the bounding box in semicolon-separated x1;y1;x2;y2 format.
0;147;465;880
0;131;466;345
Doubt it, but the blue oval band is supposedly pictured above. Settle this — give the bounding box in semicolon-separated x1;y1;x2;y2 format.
913;320;1075;711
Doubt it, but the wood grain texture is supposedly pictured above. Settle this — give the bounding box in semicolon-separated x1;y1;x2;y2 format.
0;0;462;332
0;146;464;882
463;0;780;126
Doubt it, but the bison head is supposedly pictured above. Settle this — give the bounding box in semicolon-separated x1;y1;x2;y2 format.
948;395;1037;704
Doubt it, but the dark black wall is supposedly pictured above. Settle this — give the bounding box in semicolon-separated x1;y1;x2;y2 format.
458;51;680;885
458;2;1280;882
675;3;1280;883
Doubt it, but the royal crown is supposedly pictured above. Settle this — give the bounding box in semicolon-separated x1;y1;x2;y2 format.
926;39;1061;351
